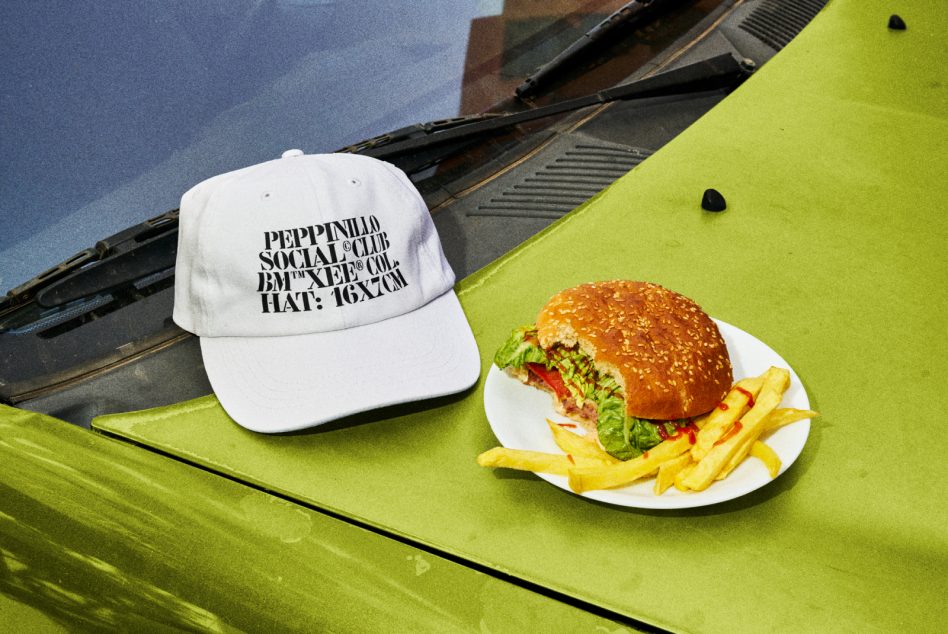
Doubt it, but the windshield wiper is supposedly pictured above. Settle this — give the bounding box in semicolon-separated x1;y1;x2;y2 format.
515;0;667;99
337;114;505;155
0;209;179;315
2;54;749;314
342;52;750;164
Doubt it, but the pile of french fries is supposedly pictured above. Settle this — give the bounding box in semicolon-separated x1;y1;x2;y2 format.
478;366;817;495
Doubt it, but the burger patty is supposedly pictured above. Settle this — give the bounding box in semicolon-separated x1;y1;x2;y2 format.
522;363;599;431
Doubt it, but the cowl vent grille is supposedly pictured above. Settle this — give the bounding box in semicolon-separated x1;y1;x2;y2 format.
738;0;828;51
471;144;651;219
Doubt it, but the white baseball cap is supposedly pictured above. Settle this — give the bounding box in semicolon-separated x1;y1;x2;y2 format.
173;150;480;432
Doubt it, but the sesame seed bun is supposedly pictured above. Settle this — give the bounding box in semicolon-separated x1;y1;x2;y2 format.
535;281;732;420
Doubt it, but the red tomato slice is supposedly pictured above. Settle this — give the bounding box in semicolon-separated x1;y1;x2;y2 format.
526;363;569;400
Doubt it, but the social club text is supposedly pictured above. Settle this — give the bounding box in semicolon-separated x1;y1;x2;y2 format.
255;214;409;313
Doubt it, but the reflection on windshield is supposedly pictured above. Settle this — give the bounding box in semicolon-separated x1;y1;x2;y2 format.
1;0;703;291
463;0;634;112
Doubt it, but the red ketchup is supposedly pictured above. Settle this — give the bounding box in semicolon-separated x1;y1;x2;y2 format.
715;420;744;445
658;420;699;444
734;386;755;408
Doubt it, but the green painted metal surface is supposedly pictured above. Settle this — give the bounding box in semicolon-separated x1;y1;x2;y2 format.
0;405;635;632
92;1;948;632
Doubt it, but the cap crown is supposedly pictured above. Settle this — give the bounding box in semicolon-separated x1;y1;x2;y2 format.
174;153;454;337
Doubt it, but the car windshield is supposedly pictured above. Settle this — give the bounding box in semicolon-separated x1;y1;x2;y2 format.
1;0;719;291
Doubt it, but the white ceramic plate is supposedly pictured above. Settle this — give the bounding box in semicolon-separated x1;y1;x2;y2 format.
483;319;811;509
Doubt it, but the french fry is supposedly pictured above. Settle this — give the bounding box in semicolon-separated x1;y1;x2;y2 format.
567;435;691;493
763;408;819;433
546;420;620;464
476;447;610;476
655;453;693;495
749;441;781;478
715;407;817;480
690;376;765;461
715;433;759;481
674;462;697;491
680;366;790;491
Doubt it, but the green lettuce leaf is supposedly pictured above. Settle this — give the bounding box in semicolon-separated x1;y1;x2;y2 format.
493;326;547;369
596;394;667;460
549;346;615;407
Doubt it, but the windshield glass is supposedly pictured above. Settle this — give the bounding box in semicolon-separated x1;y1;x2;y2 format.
1;0;716;291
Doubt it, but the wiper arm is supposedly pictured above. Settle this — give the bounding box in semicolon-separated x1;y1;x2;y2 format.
346;52;750;163
515;0;667;99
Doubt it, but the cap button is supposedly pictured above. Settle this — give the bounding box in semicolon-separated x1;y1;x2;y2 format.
281;149;304;158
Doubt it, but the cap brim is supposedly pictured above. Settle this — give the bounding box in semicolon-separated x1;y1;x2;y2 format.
200;290;481;433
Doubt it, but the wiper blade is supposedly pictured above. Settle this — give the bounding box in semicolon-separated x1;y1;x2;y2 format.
515;0;667;99
35;226;177;308
336;114;504;155
347;53;749;163
1;209;179;313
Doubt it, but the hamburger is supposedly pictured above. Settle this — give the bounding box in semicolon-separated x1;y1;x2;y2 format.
493;281;733;460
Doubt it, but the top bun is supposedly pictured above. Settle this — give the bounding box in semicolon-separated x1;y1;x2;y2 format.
536;281;732;420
